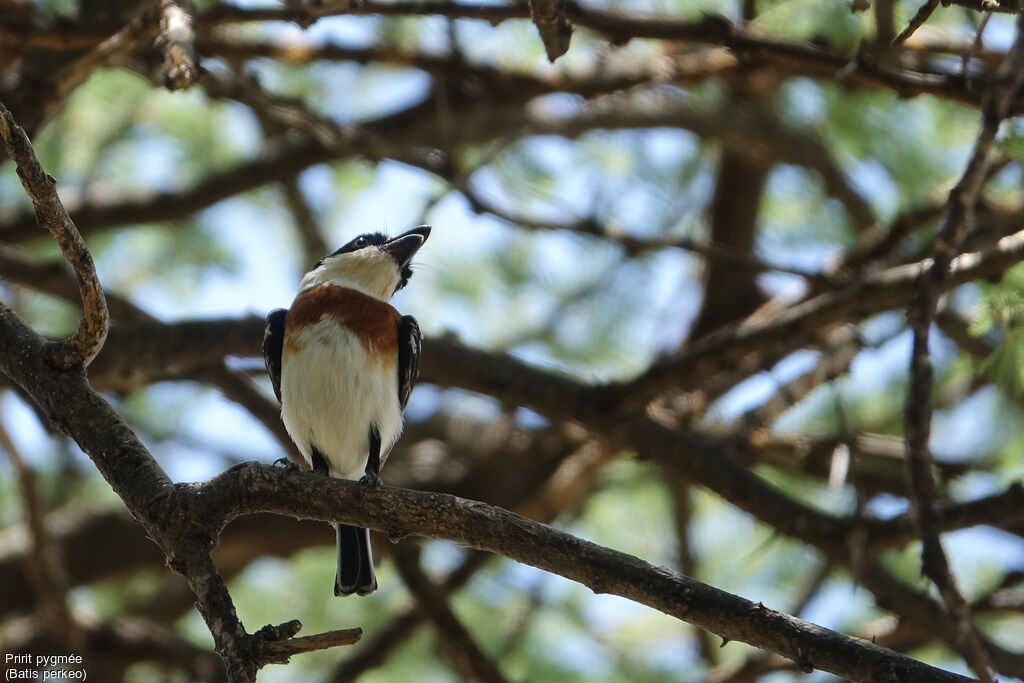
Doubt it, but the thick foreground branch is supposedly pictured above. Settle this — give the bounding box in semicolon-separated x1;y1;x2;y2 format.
203;463;974;683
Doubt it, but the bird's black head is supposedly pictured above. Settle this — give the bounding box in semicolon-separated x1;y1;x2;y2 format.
317;232;389;267
309;226;430;297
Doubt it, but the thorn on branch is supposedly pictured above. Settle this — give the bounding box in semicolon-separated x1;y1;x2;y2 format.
528;0;573;62
0;100;109;368
891;0;939;46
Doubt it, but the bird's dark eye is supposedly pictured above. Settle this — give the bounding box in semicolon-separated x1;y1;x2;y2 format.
330;232;386;258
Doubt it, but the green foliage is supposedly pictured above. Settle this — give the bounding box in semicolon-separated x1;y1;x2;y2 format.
570;459;675;565
10;288;81;337
823;87;978;208
997;130;1024;165
95;221;237;302
753;0;862;51
31;0;76;19
969;268;1024;397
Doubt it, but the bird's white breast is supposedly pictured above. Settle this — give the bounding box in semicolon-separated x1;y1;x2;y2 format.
280;318;403;480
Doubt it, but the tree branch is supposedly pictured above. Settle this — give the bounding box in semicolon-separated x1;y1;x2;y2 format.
4;282;1021;679
902;16;1024;681
252;620;361;666
50;2;157;105
392;543;514;683
616;227;1024;416
892;0;940;46
0;101;108;367
204;463;976;683
198;4;1006;109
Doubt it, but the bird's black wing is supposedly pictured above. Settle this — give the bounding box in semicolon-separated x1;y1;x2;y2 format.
397;315;422;411
264;308;288;403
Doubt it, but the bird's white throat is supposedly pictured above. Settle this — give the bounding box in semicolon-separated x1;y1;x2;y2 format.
300;248;400;301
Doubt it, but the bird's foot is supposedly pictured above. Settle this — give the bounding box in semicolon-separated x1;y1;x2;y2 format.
359;471;382;487
272;457;301;473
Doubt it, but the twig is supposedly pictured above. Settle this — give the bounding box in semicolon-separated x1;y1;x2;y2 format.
5;4;1021;111
0;138;334;244
496;574;546;660
328;551;492;683
156;0;200;90
198;4;1013;110
200;365;303;464
392;543;515;683
253;620;361;665
666;467;719;666
892;0;941;45
522;95;878;235
0;244;149;323
611;226;1024;416
249;85;331;267
455;181;834;283
903;16;1024;682
874;573;1024;653
0;84;879;246
280;179;329;268
0;101;109;368
861;559;1024;678
739;326;864;430
962;10;993;76
0;242;296;463
201;71;386;160
634;420;1024;679
51;3;157;103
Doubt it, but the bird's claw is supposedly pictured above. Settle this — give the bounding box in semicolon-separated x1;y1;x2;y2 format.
273;457;300;473
359;472;381;487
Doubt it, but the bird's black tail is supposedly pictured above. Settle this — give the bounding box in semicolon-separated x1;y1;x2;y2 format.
334;523;377;596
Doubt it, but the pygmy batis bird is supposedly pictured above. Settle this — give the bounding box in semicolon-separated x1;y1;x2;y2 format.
263;225;429;596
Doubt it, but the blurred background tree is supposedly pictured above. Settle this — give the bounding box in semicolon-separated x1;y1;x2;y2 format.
1;0;1023;681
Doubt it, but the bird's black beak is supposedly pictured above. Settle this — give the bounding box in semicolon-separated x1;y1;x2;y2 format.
383;225;430;267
